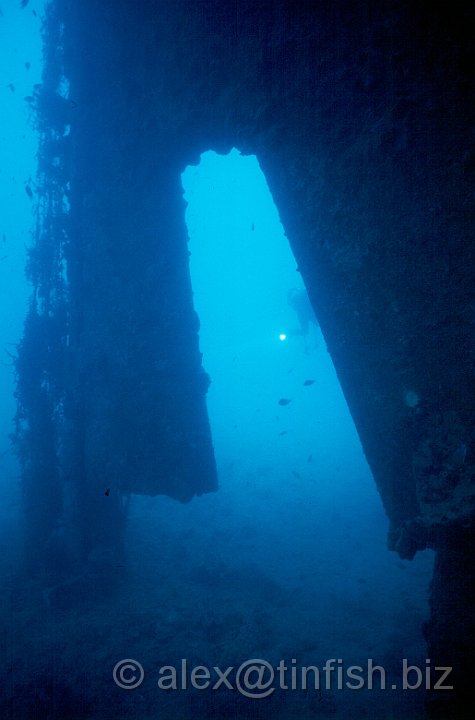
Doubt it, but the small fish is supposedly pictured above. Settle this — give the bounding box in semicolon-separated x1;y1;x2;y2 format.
307;454;312;462
278;431;287;436
25;62;31;70
2;234;6;243
25;184;33;199
278;398;291;406
6;83;15;92
303;379;315;386
21;0;30;8
251;223;255;231
104;488;110;496
292;471;302;479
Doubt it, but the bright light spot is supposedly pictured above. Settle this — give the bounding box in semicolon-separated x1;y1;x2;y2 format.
279;333;287;341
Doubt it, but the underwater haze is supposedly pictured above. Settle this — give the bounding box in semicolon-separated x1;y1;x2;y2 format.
0;0;45;584
0;7;437;720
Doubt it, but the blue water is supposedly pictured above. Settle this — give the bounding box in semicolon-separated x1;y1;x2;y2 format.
0;8;435;718
119;150;434;718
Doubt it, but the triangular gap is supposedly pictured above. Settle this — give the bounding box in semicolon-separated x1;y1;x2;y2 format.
181;148;375;509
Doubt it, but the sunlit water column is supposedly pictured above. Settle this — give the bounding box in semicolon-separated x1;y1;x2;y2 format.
182;149;372;503
0;3;45;531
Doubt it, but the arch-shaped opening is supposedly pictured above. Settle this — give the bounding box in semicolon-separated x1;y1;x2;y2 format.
182;147;378;505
